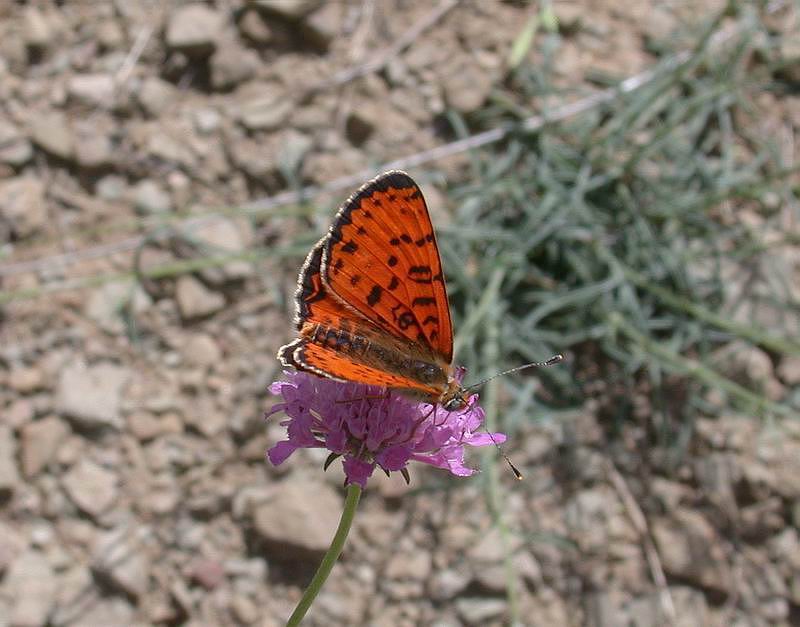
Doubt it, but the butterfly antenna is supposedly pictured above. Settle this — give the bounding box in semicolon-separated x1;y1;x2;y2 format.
464;354;564;392
468;354;564;481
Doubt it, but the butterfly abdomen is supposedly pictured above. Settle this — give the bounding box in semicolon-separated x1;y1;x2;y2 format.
304;322;447;386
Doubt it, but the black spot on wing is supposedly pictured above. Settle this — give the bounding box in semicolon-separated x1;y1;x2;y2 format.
367;285;382;306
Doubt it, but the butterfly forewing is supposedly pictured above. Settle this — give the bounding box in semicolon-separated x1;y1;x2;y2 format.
278;171;456;403
321;172;453;363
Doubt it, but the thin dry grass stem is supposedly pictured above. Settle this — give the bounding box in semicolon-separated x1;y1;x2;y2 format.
606;461;676;626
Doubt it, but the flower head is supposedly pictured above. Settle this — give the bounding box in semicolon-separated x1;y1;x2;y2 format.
266;371;505;488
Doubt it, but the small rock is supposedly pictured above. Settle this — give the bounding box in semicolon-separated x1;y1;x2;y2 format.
183;333;222;366
251;0;321;20
30;111;74;160
3;551;57;627
85;281;150;335
238;9;273;44
211;38;259;90
194;108;221;134
147;127;197;169
455;597;507;625
133;179;172;214
5;399;35;430
235;82;293;131
74;598;135;625
0;120;33;166
93;527;150;598
68;73;115;108
19;416;69;477
277;128;312;175
175;275;226;319
303;3;342;49
191;216;254;283
51;564;94;626
96;19;124;51
74;131;113;169
56;360;129;429
385;550;432;581
23;7;52;51
62;458;118;517
228;134;281;183
138;77;177;117
127;411;181;442
0;425;20;496
231;594;259;624
714;341;773;387
777;356;800;386
186;557;225;590
652;509;731;592
165;3;224;56
0;521;28;576
7;366;43;393
96;174;128;201
429;568;470;601
252;478;342;557
0;176;47;239
440;57;495;113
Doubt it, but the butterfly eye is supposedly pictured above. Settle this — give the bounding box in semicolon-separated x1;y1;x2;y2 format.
443;396;467;412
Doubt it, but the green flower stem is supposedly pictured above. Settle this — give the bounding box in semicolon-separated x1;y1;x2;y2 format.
286;484;362;627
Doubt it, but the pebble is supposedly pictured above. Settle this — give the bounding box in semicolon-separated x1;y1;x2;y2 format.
62;458;118;517
0;425;20;496
252;478;342;557
30;111;74;160
67;73;115;108
251;0;320;20
3;550;57;627
175;275;226;320
211;38;259;90
193;108;221;134
56;360;129;430
138;76;177;117
238;9;273;44
191;216;254;283
19;416;69;478
0;177;47;239
0;120;33;166
7;366;43;393
235;83;293;131
455;597;507;625
133;179;172;214
182;333;222;366
93;526;151;598
165;3;224;55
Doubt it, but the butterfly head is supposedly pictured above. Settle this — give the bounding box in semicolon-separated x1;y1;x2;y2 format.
440;379;470;412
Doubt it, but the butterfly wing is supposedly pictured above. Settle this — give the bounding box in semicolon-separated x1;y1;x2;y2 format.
280;338;442;398
280;239;447;400
320;171;454;364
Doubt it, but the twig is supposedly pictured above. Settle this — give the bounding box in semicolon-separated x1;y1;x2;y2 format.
114;25;153;88
606;460;676;625
303;0;460;97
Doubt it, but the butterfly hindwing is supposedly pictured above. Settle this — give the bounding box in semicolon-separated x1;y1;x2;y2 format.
320;171;454;363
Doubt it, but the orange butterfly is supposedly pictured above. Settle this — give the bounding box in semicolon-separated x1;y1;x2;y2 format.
278;170;472;410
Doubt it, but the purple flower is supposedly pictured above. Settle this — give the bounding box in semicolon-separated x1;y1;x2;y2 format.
265;371;506;488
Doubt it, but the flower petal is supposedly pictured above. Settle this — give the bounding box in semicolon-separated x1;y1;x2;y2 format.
267;440;298;465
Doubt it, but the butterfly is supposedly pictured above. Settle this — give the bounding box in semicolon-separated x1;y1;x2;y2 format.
277;170;472;410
